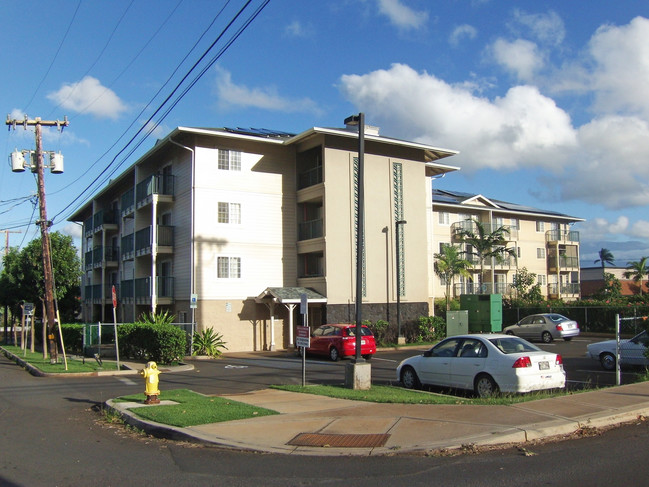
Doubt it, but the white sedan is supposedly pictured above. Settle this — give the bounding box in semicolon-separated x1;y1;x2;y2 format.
586;330;649;370
396;334;565;397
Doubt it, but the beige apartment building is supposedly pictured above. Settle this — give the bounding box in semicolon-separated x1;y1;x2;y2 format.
70;124;460;352
431;189;584;301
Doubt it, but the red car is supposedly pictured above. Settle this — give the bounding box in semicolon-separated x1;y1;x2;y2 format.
303;324;376;361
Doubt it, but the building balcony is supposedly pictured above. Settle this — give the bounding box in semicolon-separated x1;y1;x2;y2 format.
298;218;323;241
91;246;120;268
84;250;93;271
93;209;118;233
548;282;580;299
451;221;517;241
453;282;514;296
83;216;93;238
134;225;174;256
546;229;579;244
548;255;579;272
121;189;135;218
121;233;135;261
124;276;174;305
136;174;174;209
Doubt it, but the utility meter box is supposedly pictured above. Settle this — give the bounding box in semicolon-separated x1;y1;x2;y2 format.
446;310;469;337
460;294;502;333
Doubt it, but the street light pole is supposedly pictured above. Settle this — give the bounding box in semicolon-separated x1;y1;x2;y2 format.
344;112;365;363
396;220;407;344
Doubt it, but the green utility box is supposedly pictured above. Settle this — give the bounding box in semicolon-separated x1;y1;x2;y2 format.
446;310;469;337
460;294;502;333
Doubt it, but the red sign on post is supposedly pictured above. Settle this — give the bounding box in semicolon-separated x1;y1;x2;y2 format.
112;285;117;309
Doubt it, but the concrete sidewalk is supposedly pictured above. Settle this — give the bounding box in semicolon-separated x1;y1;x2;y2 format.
107;380;649;456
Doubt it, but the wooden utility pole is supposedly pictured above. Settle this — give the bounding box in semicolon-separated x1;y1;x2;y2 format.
1;229;21;343
6;116;68;363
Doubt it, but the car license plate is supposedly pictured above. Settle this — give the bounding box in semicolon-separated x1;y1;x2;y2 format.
361;339;366;345
539;361;549;370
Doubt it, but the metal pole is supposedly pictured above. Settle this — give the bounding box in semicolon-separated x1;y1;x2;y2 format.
615;314;621;386
354;113;365;362
396;220;407;341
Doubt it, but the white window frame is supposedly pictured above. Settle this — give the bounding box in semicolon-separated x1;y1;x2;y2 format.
537;248;546;259
510;218;520;230
218;149;242;171
438;212;450;225
217;256;241;278
536;221;545;232
537;274;546;286
218;202;241;224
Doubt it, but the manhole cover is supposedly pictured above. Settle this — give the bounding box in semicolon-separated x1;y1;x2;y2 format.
288;433;390;448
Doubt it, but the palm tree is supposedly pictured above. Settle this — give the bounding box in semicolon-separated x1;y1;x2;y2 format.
623;257;649;296
434;244;473;310
594;248;615;269
455;219;517;293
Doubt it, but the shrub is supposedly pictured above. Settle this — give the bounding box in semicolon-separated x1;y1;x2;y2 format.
192;328;228;357
417;316;446;343
60;324;83;354
117;322;185;364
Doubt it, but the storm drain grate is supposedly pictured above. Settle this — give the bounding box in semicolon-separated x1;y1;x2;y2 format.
288;433;390;448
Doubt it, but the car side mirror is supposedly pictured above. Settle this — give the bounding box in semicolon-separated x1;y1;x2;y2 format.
423;350;433;357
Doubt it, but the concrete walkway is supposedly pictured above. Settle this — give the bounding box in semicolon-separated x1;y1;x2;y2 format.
107;369;649;456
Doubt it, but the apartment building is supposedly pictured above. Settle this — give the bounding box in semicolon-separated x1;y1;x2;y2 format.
431;189;584;301
70;124;459;352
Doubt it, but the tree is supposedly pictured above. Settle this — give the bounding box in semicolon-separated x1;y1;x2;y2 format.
434;244;473;310
511;267;542;302
455;219;517;292
595;248;615;269
623;257;649;296
0;232;81;324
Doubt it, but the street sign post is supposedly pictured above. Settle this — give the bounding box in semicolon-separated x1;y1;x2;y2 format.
112;285;120;370
298;294;309;386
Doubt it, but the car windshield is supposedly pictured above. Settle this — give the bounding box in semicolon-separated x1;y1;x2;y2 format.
632;330;649;345
345;327;373;337
488;337;541;354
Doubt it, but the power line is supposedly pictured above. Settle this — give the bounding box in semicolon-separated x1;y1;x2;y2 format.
53;0;269;224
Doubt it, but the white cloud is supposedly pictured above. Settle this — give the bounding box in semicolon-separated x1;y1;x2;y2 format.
490;38;544;82
60;222;82;241
630;220;649;239
376;0;428;31
588;16;649;118
449;24;477;46
512;10;565;46
285;20;308;37
339;63;576;171
214;66;321;115
47;76;127;119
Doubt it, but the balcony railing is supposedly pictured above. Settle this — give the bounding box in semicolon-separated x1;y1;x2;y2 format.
549;255;579;269
135;225;174;255
298;219;323;240
451;221;517;240
93;209;118;230
546;230;580;243
297;166;322;190
84;216;93;238
133;276;174;299
121;189;135;217
84;250;93;271
548;282;580;296
120;279;134;300
121;233;135;260
136;174;175;207
453;282;514;296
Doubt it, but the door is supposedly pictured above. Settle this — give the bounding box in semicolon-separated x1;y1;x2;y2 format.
449;338;488;389
419;337;462;387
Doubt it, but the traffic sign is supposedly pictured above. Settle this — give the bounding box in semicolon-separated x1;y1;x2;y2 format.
190;293;198;309
23;302;34;316
296;326;310;348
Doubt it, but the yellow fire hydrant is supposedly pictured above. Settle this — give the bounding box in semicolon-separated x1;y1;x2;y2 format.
140;361;161;404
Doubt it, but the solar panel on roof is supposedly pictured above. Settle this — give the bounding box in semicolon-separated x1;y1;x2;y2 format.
224;127;295;138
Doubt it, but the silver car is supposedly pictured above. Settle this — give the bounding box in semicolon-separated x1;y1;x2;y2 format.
587;330;649;370
502;313;580;343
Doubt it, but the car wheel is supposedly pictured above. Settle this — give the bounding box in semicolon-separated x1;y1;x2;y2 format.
362;354;373;360
563;337;573;342
541;331;553;343
474;374;499;398
401;366;421;389
329;347;340;362
600;352;616;371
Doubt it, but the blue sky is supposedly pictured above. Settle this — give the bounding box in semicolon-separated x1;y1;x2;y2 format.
1;0;649;267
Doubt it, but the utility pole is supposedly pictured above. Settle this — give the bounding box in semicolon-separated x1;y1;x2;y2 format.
6;115;68;363
1;229;21;343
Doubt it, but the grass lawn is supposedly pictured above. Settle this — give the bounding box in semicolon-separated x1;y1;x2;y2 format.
115;389;279;427
1;345;119;373
272;383;569;405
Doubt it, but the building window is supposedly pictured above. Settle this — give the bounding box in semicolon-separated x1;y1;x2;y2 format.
438;212;450;225
538;274;546;286
218;202;241;224
217;257;241;278
536;221;545;232
218;150;241;171
493;216;504;227
510;218;519;230
537;248;546;259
